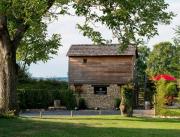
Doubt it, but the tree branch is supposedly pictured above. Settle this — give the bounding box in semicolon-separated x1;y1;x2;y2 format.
12;24;29;49
12;0;56;49
47;0;55;11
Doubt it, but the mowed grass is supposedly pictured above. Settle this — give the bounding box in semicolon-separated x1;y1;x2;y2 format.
0;115;180;137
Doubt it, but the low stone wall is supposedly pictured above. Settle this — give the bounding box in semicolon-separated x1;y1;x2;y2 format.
70;84;121;109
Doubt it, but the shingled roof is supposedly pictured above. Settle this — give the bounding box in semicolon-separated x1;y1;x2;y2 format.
67;44;136;56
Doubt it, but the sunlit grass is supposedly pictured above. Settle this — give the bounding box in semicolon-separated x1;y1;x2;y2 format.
0;115;180;137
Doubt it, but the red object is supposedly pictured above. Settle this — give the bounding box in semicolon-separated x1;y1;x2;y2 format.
152;74;176;81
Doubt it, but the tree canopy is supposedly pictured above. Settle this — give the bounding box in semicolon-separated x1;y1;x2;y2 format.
0;0;174;51
146;42;179;78
136;45;150;87
74;0;174;49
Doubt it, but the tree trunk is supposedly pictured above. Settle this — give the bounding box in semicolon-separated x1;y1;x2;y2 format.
0;17;17;115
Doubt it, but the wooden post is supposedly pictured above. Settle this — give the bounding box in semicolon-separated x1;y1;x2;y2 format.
71;110;73;117
40;110;42;118
99;110;101;115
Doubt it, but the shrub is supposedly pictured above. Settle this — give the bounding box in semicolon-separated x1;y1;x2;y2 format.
114;98;121;108
78;98;86;109
17;89;59;109
165;82;177;96
160;109;180;116
59;89;77;110
17;89;77;110
17;79;70;109
155;80;166;115
155;80;177;115
120;84;133;117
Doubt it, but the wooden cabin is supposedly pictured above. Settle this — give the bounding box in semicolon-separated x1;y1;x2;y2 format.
67;44;137;109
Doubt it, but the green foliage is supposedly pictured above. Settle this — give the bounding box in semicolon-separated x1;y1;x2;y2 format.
174;26;180;46
74;0;174;46
155;80;166;115
135;45;150;88
77;24;105;44
18;88;77;110
17;89;59;109
17;79;76;109
136;46;150;75
120;84;133;117
144;80;156;103
17;64;31;81
16;22;61;68
155;80;177;115
17;79;68;90
146;42;179;78
78;98;86;109
135;45;155;103
114;98;121;108
165;82;177;96
59;89;77;110
159;109;180;117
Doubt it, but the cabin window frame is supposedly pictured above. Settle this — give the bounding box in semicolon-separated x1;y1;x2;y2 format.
93;85;108;95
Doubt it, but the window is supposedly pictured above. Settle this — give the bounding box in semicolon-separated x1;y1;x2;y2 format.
83;58;87;64
94;85;108;95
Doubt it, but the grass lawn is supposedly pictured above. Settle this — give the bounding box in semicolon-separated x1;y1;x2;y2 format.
160;109;180;116
0;115;180;137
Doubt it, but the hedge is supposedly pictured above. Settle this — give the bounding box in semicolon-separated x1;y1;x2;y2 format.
17;89;77;110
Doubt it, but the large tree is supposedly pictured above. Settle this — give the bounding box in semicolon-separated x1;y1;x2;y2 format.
16;22;61;71
0;0;68;114
0;0;174;114
146;42;179;78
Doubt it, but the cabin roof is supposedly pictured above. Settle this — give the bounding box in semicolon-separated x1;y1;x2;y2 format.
67;44;136;56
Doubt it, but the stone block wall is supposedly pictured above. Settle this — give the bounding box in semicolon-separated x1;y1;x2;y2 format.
70;84;121;109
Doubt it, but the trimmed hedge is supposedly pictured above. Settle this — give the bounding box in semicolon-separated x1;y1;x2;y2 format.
17;89;77;110
17;79;77;110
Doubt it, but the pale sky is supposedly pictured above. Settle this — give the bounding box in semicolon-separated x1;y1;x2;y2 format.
29;0;180;78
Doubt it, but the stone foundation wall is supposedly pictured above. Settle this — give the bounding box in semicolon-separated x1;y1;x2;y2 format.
70;84;121;109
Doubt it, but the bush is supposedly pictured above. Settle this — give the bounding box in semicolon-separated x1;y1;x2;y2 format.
78;98;86;109
159;109;180;116
155;80;166;115
120;84;133;117
59;89;77;110
155;80;177;115
165;82;177;96
17;79;71;109
114;98;121;108
17;89;77;110
17;89;60;109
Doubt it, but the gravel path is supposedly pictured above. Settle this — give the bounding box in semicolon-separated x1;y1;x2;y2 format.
20;110;121;117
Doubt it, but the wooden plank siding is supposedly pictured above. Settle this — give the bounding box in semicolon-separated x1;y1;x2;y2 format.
68;56;135;84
